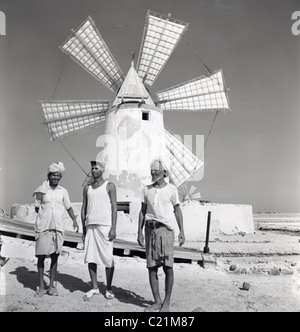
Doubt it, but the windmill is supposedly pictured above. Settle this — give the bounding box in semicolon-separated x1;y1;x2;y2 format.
40;11;230;203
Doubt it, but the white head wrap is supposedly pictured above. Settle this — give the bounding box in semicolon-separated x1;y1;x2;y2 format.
48;161;65;175
150;159;170;177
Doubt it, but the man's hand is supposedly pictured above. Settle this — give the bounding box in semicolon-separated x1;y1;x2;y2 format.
137;232;145;247
82;226;87;243
108;227;116;241
178;231;185;247
73;216;79;233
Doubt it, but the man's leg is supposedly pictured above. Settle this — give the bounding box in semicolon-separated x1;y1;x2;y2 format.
83;263;100;300
37;255;46;289
105;266;114;291
36;255;46;296
161;266;174;312
145;266;163;312
48;253;59;295
105;265;115;299
88;262;98;290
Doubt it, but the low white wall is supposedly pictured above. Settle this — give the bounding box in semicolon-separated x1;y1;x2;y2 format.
180;201;254;241
11;201;254;242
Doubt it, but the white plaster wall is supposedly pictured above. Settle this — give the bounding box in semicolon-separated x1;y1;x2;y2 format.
97;104;168;202
180;202;254;241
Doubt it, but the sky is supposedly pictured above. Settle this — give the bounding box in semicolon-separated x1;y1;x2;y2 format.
0;0;299;213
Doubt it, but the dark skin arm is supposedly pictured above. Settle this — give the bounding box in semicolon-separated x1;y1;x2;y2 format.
174;204;185;246
107;182;117;241
67;207;79;232
137;202;147;247
81;185;89;242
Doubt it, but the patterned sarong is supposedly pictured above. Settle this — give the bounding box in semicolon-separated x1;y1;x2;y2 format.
35;230;64;257
145;222;175;268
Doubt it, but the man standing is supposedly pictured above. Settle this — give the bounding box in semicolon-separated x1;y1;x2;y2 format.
81;161;117;300
33;162;79;297
138;159;185;312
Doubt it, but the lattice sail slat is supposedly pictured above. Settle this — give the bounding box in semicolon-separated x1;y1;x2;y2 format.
136;10;189;87
40;100;109;141
157;70;230;112
60;17;124;92
164;129;203;188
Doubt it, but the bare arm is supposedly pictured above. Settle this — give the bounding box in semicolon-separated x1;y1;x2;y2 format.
107;182;117;241
81;186;89;241
67;207;79;232
174;204;185;247
137;202;147;247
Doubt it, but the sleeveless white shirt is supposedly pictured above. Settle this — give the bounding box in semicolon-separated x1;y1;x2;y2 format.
86;181;112;226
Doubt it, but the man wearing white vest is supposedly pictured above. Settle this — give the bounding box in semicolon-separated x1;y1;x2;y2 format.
81;161;117;300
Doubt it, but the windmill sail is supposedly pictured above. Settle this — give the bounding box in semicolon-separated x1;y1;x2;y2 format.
136;10;189;87
156;69;230;111
180;184;201;201
165;129;203;188
40;100;109;141
60;17;124;92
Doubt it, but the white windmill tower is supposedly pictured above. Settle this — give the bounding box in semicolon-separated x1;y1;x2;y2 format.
40;11;230;204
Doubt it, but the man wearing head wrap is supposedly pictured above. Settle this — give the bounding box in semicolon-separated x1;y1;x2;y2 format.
47;161;66;174
81;160;117;300
138;159;185;312
33;161;79;297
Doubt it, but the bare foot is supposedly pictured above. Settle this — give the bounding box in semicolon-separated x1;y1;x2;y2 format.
144;302;162;312
160;303;170;312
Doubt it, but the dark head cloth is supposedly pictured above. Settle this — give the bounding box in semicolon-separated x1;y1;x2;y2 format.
90;160;105;169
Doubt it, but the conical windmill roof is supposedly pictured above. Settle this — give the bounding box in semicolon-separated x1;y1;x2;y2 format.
113;62;155;106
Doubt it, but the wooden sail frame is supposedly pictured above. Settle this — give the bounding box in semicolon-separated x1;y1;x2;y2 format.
164;129;204;187
60;17;124;92
40;100;109;141
136;10;189;87
156;69;230;112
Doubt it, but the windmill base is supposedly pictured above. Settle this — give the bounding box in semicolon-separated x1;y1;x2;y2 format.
10;201;254;242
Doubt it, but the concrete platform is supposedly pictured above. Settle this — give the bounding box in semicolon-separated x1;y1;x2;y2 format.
1;217;299;265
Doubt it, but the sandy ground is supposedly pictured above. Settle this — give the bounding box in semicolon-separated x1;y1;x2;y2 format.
0;233;299;313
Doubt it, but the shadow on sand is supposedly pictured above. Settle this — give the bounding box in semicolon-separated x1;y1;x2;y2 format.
9;266;152;309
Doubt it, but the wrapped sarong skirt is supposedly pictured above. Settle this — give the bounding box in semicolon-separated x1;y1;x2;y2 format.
84;224;114;267
145;221;175;268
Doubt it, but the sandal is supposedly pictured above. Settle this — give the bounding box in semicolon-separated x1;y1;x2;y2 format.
83;288;100;301
105;290;115;300
35;288;47;297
